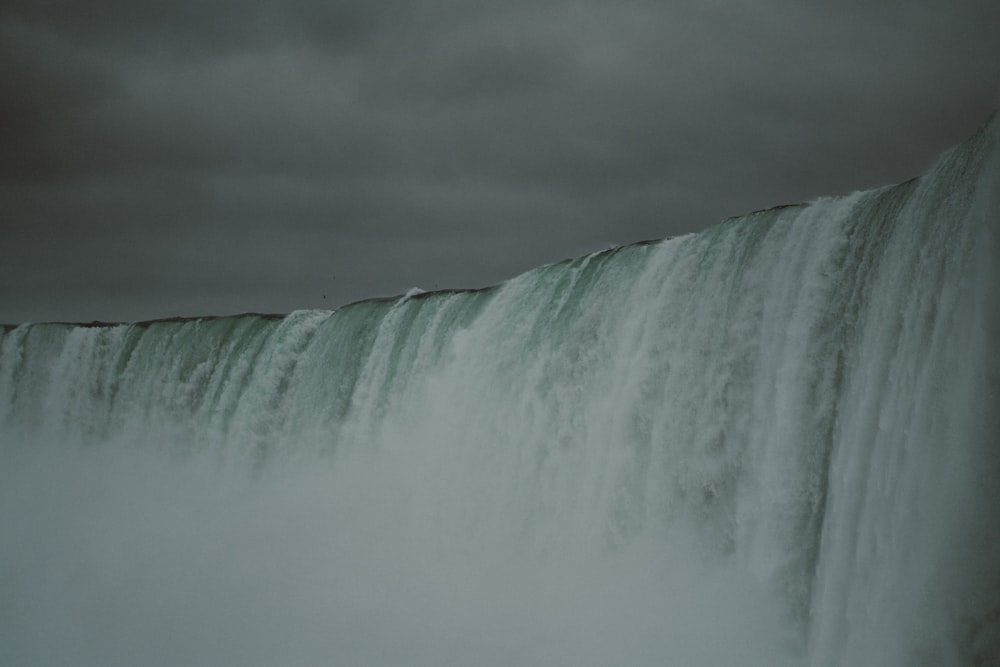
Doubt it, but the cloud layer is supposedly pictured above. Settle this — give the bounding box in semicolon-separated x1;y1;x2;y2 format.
2;0;998;322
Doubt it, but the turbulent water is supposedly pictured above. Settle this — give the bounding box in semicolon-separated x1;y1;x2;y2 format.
2;116;999;667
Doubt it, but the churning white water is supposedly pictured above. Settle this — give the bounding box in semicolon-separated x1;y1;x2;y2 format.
1;116;998;666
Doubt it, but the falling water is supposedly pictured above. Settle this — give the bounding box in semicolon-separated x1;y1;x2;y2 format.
1;115;997;666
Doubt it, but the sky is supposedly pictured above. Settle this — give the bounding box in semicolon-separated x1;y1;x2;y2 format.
2;0;998;324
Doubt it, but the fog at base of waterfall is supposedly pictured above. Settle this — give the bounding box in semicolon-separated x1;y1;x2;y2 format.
1;441;804;667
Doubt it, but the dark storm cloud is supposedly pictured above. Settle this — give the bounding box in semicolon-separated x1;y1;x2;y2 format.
2;0;386;55
1;0;998;322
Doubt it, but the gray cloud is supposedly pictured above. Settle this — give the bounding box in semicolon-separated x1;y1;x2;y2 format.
1;0;998;322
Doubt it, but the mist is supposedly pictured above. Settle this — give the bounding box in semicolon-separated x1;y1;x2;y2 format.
0;440;799;667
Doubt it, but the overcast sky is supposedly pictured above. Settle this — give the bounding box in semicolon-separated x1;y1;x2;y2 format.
2;0;998;323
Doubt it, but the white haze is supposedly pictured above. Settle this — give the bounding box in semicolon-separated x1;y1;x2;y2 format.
0;440;800;667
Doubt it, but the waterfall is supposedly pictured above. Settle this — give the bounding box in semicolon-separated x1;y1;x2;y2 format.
1;115;997;666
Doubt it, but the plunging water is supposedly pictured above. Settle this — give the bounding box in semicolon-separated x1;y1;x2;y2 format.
1;116;997;666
